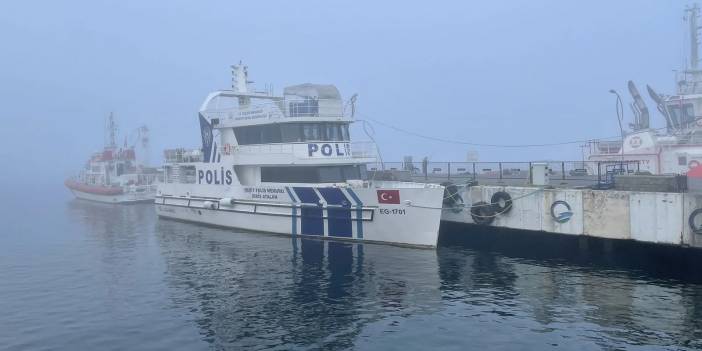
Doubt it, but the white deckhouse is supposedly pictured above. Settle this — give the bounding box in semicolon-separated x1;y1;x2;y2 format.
156;63;445;247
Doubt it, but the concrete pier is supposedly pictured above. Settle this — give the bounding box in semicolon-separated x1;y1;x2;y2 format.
440;185;702;249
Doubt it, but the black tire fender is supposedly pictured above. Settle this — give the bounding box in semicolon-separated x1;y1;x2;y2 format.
490;191;513;214
441;182;464;213
470;201;495;225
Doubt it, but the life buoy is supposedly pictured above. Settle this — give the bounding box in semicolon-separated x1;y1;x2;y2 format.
550;200;573;223
441;182;464;213
470;201;495;225
688;208;702;234
490;191;513;214
689;160;700;169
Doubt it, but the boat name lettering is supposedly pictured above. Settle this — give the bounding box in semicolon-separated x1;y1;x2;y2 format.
307;143;351;157
197;166;233;185
379;208;406;215
244;187;284;200
235;109;270;120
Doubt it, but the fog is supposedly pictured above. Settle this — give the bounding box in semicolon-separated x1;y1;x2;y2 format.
0;0;686;186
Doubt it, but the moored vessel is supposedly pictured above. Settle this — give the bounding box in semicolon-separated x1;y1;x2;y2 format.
65;113;158;203
156;63;445;247
588;4;702;175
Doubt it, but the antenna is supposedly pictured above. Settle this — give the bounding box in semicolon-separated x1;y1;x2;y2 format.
686;4;700;70
138;125;150;167
231;61;250;93
107;112;117;148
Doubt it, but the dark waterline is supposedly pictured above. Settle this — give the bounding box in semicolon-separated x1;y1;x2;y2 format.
1;185;701;350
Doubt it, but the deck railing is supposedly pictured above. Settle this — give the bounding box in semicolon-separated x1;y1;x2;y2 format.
202;98;350;122
366;160;642;186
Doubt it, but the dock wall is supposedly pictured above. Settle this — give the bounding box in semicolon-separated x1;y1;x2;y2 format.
441;186;702;249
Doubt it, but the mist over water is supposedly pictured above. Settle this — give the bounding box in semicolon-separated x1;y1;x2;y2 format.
0;1;689;183
1;185;701;350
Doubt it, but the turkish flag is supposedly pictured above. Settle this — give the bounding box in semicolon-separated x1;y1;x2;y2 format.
377;189;400;204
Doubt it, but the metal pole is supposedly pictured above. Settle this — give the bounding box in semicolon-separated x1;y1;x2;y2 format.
499;162;503;180
472;162;476;181
562;162;566;180
609;90;625;166
448;162;451;181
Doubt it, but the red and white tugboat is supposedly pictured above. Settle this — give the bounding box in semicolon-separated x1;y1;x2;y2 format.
65;113;158;204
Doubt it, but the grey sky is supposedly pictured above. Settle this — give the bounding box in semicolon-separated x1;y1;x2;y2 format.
0;0;690;184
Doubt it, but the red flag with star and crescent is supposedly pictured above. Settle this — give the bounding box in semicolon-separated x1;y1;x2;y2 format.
377;190;400;204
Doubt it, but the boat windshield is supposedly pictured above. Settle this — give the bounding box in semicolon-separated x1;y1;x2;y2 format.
234;123;350;145
667;103;695;128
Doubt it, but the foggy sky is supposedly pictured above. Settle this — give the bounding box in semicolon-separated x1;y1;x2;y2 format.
0;0;689;185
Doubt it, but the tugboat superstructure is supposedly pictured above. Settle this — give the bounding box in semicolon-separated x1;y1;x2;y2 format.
156;63;445;247
588;4;702;174
65;113;158;203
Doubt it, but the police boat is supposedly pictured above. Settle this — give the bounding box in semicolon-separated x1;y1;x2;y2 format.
156;63;445;247
65;113;158;204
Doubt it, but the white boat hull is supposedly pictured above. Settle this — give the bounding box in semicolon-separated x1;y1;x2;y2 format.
70;188;156;204
155;185;444;247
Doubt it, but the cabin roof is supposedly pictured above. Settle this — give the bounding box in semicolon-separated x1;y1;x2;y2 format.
284;84;340;100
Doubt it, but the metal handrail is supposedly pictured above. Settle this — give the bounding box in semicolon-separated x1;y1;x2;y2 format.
202;98;349;121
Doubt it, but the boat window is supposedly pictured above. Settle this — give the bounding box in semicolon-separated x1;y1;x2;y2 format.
667;103;695;128
303;124;320;141
234;123;350;145
165;165;196;183
262;125;282;143
318;166;344;182
341;125;350;141
679;156;688;166
261;165;366;183
289;97;319;117
281;123;303;142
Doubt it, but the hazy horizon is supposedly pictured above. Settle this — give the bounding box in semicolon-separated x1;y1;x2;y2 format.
0;0;690;185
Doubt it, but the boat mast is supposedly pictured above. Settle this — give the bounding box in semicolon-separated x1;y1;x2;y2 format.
106;112;117;149
232;61;251;107
688;4;700;70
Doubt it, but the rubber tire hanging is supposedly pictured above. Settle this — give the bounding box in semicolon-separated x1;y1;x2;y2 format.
442;182;464;213
470;201;495;225
490;191;513;214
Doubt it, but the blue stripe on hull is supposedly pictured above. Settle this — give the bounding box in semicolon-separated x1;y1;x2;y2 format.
293;187;324;236
285;187;297;236
346;189;364;239
318;188;352;238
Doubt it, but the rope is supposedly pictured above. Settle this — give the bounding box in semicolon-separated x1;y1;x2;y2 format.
408;187;543;213
357;115;671;148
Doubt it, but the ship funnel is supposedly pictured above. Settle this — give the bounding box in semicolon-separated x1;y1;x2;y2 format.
627;81;650;130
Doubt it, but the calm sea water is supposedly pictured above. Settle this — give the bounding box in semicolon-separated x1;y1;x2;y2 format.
1;184;702;350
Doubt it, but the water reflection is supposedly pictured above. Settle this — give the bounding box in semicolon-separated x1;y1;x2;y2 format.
154;222;442;350
151;220;702;350
57;201;702;350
